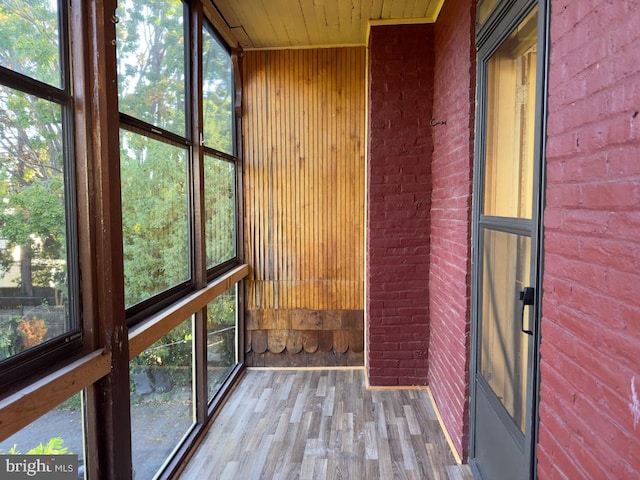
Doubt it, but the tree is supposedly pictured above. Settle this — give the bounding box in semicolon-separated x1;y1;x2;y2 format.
119;132;189;307
116;0;236;307
202;26;236;268
0;1;67;298
202;25;234;154
117;0;186;135
0;0;237;315
117;0;190;307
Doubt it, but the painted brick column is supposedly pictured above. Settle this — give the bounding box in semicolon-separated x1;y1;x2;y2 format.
367;24;434;386
538;0;640;478
428;0;475;460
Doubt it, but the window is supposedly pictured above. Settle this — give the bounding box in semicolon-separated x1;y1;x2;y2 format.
117;0;186;137
0;0;80;381
0;2;245;479
203;24;234;155
119;131;190;308
117;0;192;314
130;317;195;478
0;393;85;471
478;0;501;25
117;3;239;315
203;24;237;274
205;155;236;270
207;286;237;401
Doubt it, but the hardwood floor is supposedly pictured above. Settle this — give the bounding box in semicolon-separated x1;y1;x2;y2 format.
179;368;473;480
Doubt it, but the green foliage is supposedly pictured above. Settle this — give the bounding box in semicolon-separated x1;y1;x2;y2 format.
0;2;67;296
0;1;61;87
0;177;67;289
57;393;82;411
9;437;69;455
133;318;193;369
207;289;236;328
117;0;186;135
207;289;236;365
202;27;233;154
204;157;236;267
1;178;64;250
0;316;21;360
120;132;189;307
1;0;238;362
116;1;237;309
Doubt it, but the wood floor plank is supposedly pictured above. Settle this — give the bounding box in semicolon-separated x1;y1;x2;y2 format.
404;404;421;436
299;442;316;480
364;421;378;460
317;373;328;397
341;412;354;454
243;433;274;479
274;407;292;442
179;369;473;480
376;431;394;480
374;397;389;440
277;371;296;400
322;385;335;417
218;461;239;480
396;418;418;471
314;457;328;480
447;464;474;480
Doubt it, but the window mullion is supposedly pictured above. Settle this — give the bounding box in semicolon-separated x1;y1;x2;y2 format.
74;1;132;479
189;0;209;427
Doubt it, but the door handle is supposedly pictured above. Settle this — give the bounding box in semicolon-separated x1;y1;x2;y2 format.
519;287;535;335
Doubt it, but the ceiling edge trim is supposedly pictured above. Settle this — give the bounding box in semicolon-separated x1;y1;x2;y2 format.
241;43;367;52
431;0;446;22
204;1;239;48
368;16;437;27
366;17;436;47
365;0;446;46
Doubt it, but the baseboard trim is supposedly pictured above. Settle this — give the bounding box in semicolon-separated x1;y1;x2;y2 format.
427;386;463;464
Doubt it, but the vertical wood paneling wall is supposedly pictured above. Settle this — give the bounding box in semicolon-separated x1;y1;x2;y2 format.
243;47;366;366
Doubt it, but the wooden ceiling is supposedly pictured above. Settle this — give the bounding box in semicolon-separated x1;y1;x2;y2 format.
210;0;445;49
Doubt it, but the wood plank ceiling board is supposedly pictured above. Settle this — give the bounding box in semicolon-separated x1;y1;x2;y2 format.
214;1;256;48
298;1;321;45
369;0;384;19
210;0;445;49
259;0;294;46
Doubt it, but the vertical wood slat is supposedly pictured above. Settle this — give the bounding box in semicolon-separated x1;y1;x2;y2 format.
243;47;365;314
242;48;366;364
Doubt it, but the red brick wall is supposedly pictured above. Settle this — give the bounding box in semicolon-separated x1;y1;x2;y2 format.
366;24;434;386
427;0;475;460
539;0;640;478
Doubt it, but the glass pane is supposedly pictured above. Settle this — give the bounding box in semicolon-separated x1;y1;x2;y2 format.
0;87;73;361
478;0;500;25
130;317;195;479
479;229;531;432
207;286;237;401
0;1;61;88
483;8;538;219
204;155;236;268
0;393;85;478
120;130;189;308
116;0;186;136
202;26;234;154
